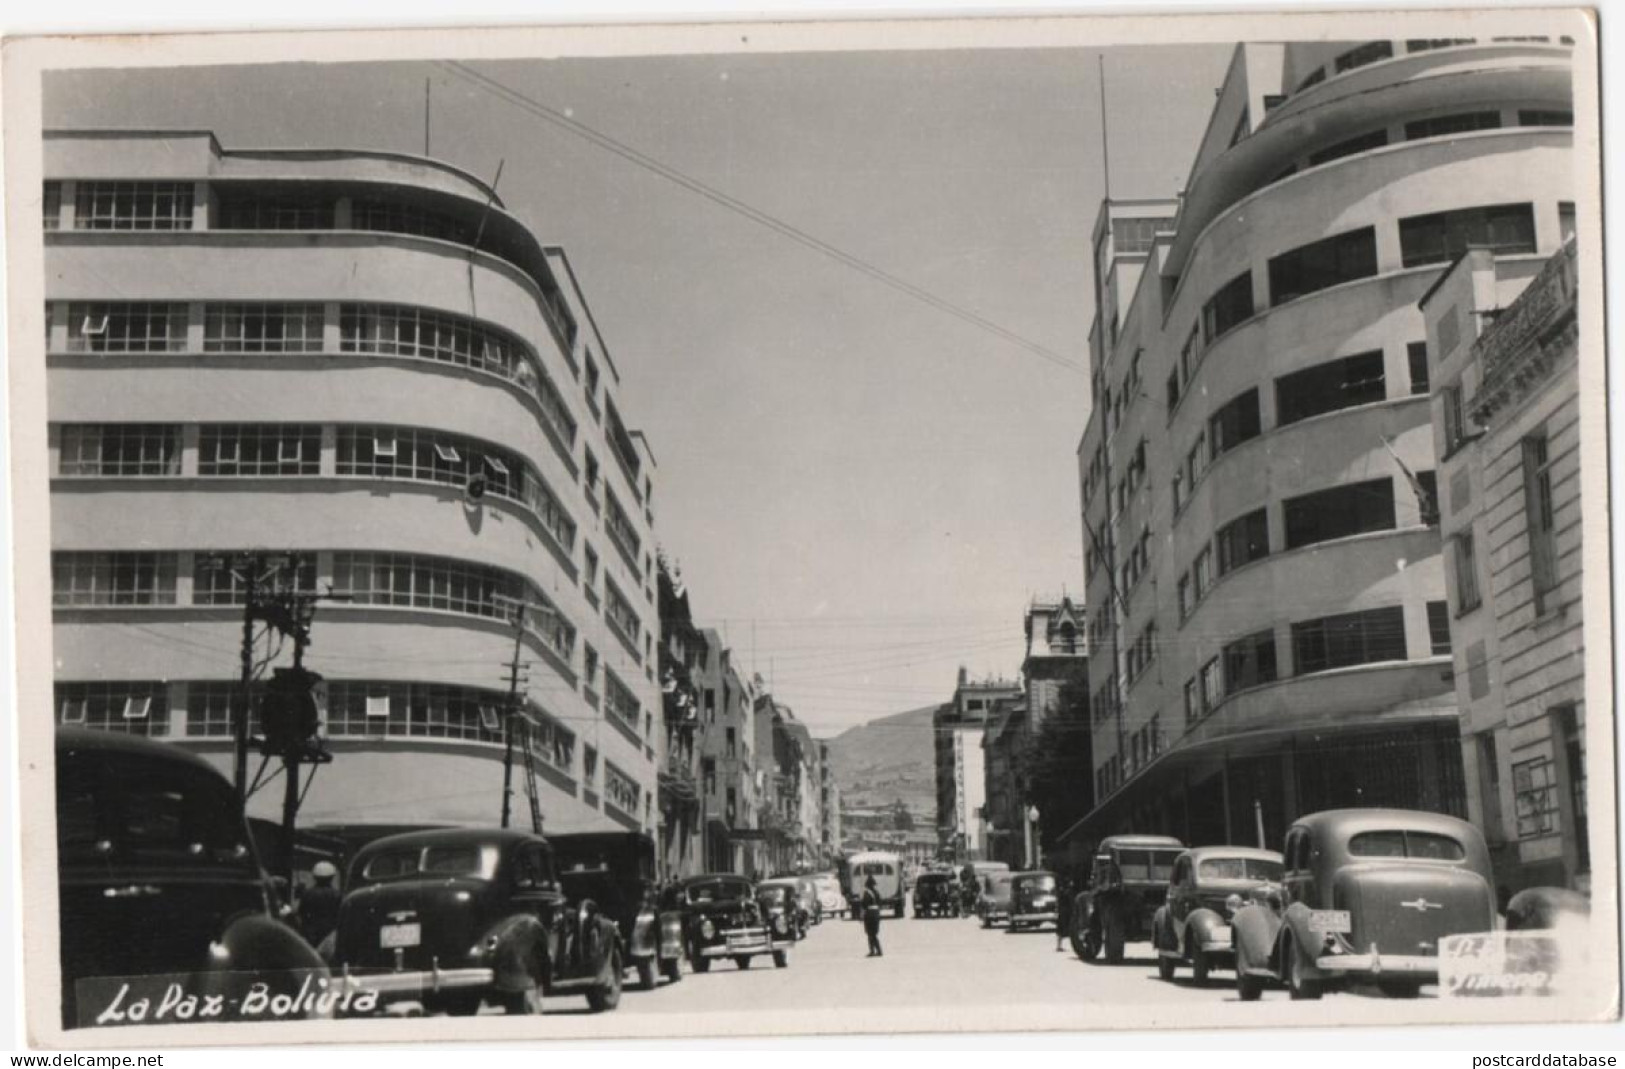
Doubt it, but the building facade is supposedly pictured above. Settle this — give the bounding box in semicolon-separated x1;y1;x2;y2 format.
1422;238;1585;896
693;630;762;876
46;130;664;842
1061;39;1575;853
1022;597;1089;726
934;669;1022;861
981;697;1029;868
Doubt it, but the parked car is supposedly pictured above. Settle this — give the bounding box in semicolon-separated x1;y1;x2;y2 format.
1072;834;1185;963
551;831;683;990
1152;847;1283;984
811;871;847;919
912;871;961;918
1231;809;1496;1000
1008;871;1061;931
677;874;791;971
756;879;809;940
977;872;1015;928
55;728;329;1030
332;827;623;1014
959;860;1009;915
790;874;824;925
845;852;905;919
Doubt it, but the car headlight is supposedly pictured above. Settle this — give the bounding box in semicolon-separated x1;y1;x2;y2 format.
773;915;788;935
700;918;715;939
1225;894;1244;916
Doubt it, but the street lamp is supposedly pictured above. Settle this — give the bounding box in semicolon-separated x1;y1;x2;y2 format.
1024;805;1041;869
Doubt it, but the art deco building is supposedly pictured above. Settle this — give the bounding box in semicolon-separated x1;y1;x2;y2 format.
46;129;664;843
1061;38;1575;852
934;668;1022;861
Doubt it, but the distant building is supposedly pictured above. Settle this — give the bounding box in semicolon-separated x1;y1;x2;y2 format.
1022;597;1089;725
1421;238;1586;895
694;634;762;876
818;740;842;866
981;697;1029;867
934;667;1022;861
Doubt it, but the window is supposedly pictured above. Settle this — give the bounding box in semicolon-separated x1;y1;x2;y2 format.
43;181;62;230
351;199;471;243
1171;471;1185;514
1348;830;1465;860
1185;431;1208;488
1268;227;1378;305
1223;629;1278;693
1406;38;1474;52
1199;658;1223;712
1413;469;1440;526
1291;606;1406;675
52;552;178;606
1441;382;1478;453
1427;600;1452;655
1192;547;1214;598
1399;203;1536;267
1408;341;1431;395
323;681;562;752
73;182;194;230
1176;573;1192;619
1110;217;1165;255
1556;705;1587;871
1334;40;1393;73
604;578;643;658
604;668;641;734
1202;271;1255;344
57;424;181;477
1559;201;1576;243
215;191;333;229
203;304;324;354
1179;325;1201;383
1518;109;1573;127
1215;509;1269;575
55;681;170;736
604;489;642;570
1275;350;1386;425
65;302;188;353
584;350;602;416
1453;532;1481;613
1183;678;1199;725
1308;129;1389;166
1166;369;1181;411
1518;433;1560;613
605;761;641;816
199;424;321;476
582;644;599;694
1404;111;1502;141
1208;388;1261;456
1283;478;1395;549
340;304;576;446
184;680;264;738
193;555;316;606
1296;66;1327;93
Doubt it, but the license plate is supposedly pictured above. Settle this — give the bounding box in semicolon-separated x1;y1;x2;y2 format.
727;933;756;949
1308;910;1351;934
380;922;421;948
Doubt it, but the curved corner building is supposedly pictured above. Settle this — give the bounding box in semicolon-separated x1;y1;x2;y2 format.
1063;39;1574;851
45;130;663;843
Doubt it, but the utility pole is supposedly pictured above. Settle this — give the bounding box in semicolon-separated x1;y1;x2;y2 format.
497;598;527;830
235;566;257;802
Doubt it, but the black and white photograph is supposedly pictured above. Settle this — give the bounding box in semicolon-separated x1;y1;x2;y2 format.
2;3;1617;1049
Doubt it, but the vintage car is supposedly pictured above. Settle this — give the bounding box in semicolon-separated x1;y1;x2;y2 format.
811;871;848;918
551;831;684;989
331;827;624;1014
1231;809;1497;1000
678;874;792;971
959;860;1010;914
1072;834;1185;963
756;879;810;940
1152;847;1283;984
977;872;1016;928
55;728;329;1029
1008;870;1061;931
845;852;906;919
912;871;961;918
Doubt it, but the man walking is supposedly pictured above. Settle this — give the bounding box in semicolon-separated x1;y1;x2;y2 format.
861;875;884;957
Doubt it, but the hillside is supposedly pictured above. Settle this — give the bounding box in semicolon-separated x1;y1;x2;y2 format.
823;704;938;825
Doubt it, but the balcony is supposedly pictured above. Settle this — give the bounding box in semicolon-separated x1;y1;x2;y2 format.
1470;238;1578;422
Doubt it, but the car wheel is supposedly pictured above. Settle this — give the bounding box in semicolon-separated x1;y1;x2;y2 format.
981;913;991;929
1378;979;1422;999
1104;915;1126;964
894;903;904;919
1192;950;1211;986
1157;954;1176;981
1237;972;1264;1002
1286;940;1322;1001
773;950;788;969
661;957;682;983
587;947;623;1013
431;992;484;1017
500;987;541;1016
1078;925;1101;961
735;955;752;970
636;958;657;992
692;956;711;974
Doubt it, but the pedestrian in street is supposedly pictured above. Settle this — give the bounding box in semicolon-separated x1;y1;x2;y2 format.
297;860;342;948
1055;877;1073;952
861;875;884;957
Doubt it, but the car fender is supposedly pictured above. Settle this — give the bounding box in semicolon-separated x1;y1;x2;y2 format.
657;911;685;960
1230;904;1279;975
478;912;549;992
1150;905;1173;952
216;910;328;974
1278;901;1326;979
1184;908;1228;952
630;910;658;960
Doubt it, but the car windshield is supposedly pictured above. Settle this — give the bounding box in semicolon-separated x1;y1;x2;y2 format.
856;862;894;876
1114;849;1181;882
1017;875;1056;892
1198;857;1285;882
1349;830;1466;861
686;879;751;904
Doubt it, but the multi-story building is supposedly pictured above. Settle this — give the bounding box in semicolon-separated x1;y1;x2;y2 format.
934;668;1022;861
657;559;705;879
818;740;842;866
1421;238;1586;896
981;696;1028;867
45;129;664;843
694;630;761;876
1022;597;1089;725
1060;39;1575;853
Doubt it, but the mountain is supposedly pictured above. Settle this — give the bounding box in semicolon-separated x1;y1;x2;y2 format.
823;704;938;825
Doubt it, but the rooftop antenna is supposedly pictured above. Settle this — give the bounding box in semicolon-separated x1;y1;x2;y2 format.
1098;53;1113;205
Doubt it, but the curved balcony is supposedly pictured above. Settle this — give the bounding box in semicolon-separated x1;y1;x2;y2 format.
1165;42;1573;275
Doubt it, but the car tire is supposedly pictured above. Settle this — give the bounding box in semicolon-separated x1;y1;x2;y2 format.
692;956;711;974
1157;954;1176;981
980;914;990;929
500;987;541;1016
735;955;752;970
661;957;682;983
894;903;904;920
1286;940;1322;1001
773;950;788;969
1237;972;1264;1002
1378;980;1422;999
1192;951;1211;986
432;992;484;1017
1078;925;1101;961
587;947;623;1013
636;958;657;992
1104;915;1126;964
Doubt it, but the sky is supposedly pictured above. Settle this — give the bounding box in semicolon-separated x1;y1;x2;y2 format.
45;42;1233;735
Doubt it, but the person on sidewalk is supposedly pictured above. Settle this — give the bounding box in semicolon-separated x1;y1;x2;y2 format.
1055;876;1073;952
861;875;884;957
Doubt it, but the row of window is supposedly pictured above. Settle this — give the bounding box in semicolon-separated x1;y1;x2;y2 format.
1291;38;1571;98
1095;713;1166;800
52;300;578;452
1276;108;1573;186
603;760;643;817
1449;428;1567;621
